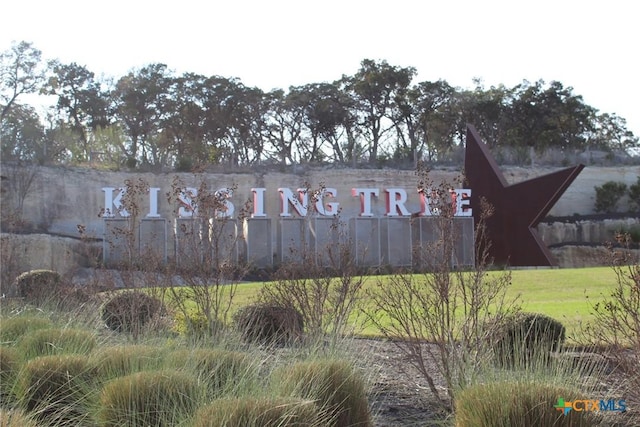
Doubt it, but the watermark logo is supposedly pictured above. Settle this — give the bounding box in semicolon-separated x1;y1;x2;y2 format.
554;398;626;415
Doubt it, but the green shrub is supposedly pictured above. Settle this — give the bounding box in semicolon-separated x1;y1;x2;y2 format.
0;347;20;404
193;397;321;427
455;381;598;427
168;348;254;397
13;270;63;303
492;312;566;368
594;181;628;213
272;359;372;427
16;354;95;426
0;409;39;427
101;291;164;334
98;370;201;427
19;328;97;360
90;345;165;380
234;304;304;345
0;316;52;344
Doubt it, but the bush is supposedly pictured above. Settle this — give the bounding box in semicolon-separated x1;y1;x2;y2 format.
167;348;253;396
193;397;321;427
0;316;52;344
0;347;20;404
90;345;165;380
101;291;164;335
13;270;63;303
234;304;304;345
16;354;95;425
594;181;628;213
272;359;372;427
455;381;598;427
0;409;39;427
97;370;201;427
19;328;97;360
491;312;566;368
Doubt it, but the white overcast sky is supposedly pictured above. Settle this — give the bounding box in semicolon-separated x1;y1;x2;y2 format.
2;0;638;138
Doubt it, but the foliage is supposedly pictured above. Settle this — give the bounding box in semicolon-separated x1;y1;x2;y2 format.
585;233;640;417
101;291;164;337
13;269;62;302
491;312;566;368
97;370;202;427
18;328;97;360
454;381;598;427
365;170;518;409
0;409;39;427
234;304;304;345
0;316;52;344
594;181;628;213
272;359;372;427
192;397;321;427
16;354;95;425
90;345;166;380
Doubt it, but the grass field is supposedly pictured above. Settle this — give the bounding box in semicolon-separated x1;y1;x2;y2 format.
229;266;620;344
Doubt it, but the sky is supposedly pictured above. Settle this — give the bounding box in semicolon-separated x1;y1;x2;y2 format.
2;0;638;138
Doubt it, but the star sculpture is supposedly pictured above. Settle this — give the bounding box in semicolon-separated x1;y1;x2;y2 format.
464;125;584;267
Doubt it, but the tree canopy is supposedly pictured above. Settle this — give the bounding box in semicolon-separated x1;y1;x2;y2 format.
1;41;637;169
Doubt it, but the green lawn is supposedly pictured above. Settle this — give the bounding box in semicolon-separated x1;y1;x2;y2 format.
231;266;620;344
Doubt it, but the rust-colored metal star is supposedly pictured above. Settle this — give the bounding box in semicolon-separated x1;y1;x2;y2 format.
464;125;584;266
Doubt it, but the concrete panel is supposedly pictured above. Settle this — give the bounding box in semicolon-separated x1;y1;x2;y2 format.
174;218;206;267
381;217;413;267
244;218;272;268
139;218;167;263
308;217;341;267
349;217;381;267
411;217;474;268
103;219;135;267
277;218;306;264
208;218;239;264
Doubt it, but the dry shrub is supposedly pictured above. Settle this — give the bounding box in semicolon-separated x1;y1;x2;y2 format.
16;354;95;426
491;312;566;368
101;291;164;336
455;381;598;427
97;370;201;427
18;328;97;360
13;269;63;303
234;304;304;345
272;359;372;427
193;397;321;427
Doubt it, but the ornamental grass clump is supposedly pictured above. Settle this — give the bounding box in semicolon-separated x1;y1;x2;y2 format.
454;381;598;427
16;354;95;426
90;344;166;380
97;369;202;427
18;327;97;360
192;397;322;427
0;316;52;344
0;408;39;427
167;348;255;397
0;347;20;405
272;359;372;427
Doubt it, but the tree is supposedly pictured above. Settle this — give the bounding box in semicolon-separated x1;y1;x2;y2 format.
112;63;172;167
342;59;416;163
46;62;111;162
0;104;45;162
